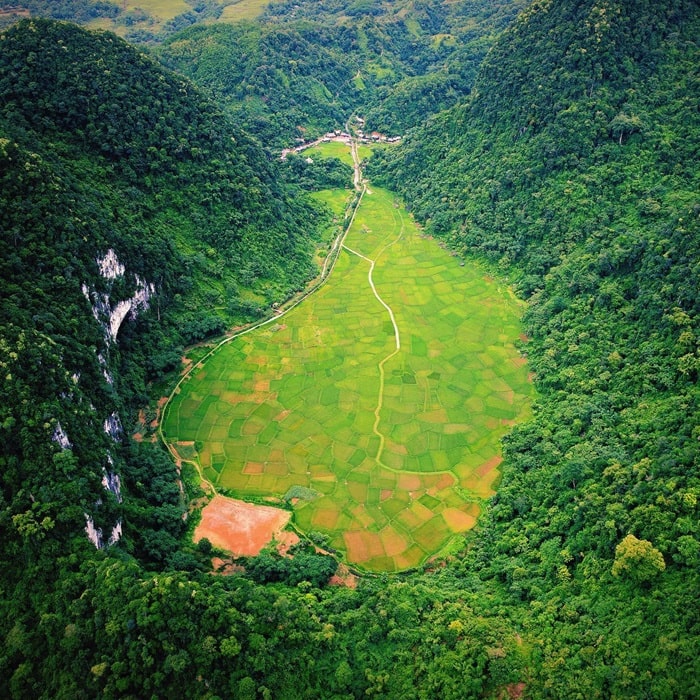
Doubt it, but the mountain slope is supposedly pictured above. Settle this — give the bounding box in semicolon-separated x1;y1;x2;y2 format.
0;18;324;568
157;0;528;145
372;0;700;694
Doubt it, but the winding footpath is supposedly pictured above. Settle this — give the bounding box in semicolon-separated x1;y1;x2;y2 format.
341;208;405;465
341;135;408;465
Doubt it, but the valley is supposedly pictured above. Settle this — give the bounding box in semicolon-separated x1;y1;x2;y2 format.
0;3;698;698
163;140;533;570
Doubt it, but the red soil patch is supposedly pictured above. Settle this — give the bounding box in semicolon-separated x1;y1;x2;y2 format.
276;530;300;557
243;461;265;474
254;379;270;392
380;489;393;501
511;356;528;367
329;563;358;589
519;333;530;343
273;409;291;422
194;495;291;557
211;557;245;575
476;455;502;477
398;474;421;491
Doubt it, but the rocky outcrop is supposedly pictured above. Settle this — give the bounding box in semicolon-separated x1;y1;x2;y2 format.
79;249;156;548
82;249;155;344
52;421;72;450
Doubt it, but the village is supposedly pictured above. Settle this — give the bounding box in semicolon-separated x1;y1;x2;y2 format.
280;116;401;160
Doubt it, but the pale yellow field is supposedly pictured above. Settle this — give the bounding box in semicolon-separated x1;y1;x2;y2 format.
221;0;275;22
124;0;190;21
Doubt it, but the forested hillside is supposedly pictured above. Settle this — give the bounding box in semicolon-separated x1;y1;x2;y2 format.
1;1;699;698
0;16;326;611
372;0;700;694
157;0;527;146
1;1;528;145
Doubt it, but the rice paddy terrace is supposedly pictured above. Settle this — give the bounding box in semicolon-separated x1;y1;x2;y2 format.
163;168;534;571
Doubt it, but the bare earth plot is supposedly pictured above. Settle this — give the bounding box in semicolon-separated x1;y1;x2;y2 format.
194;495;291;556
163;182;534;572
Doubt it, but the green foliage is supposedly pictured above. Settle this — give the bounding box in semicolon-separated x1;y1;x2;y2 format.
157;1;528;145
280;152;353;191
612;533;666;583
244;548;338;587
372;0;700;694
157;21;358;147
2;2;700;698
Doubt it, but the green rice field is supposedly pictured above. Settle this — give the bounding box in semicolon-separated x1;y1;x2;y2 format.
305;140;374;166
163;183;534;571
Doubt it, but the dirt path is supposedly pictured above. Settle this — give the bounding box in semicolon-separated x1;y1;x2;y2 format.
341;238;402;465
341;243;401;349
341;156;408;466
159;136;368;478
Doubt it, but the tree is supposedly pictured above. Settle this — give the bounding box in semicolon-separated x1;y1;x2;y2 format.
608;111;645;145
612;534;666;583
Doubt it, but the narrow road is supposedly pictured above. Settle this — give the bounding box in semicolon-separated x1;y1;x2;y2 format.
161;134;368;486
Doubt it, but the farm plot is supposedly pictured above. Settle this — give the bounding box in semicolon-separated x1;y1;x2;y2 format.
163;186;533;571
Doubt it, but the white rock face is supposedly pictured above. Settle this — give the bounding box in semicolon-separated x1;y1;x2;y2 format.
51;422;114;550
108;520;123;546
104;413;123;442
97;248;125;279
85;514;103;548
84;514;123;548
80;249;151;548
52;421;72;449
103;454;123;504
97;353;113;385
82;249;155;344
